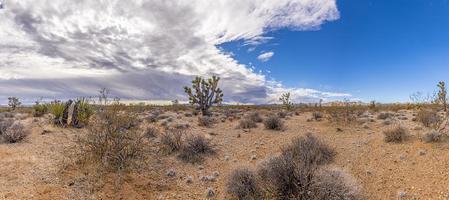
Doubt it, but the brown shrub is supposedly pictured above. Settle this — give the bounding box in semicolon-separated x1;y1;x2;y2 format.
416;109;441;128
383;126;408;143
0;119;14;135
377;112;393;120
312;111;323;121
238;119;257;129
78;106;145;171
249;112;263;123
282;133;335;166
2;123;29;143
160;129;184;153
309;167;362;200
422;130;443;143
178;134;214;163
198;116;214;127
227;167;262;200
264;116;284;131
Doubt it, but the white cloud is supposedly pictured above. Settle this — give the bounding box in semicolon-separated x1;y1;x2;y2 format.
0;0;345;104
257;51;275;62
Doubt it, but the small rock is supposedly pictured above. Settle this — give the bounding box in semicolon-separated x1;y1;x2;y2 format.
399;154;406;160
198;165;204;170
206;187;215;198
166;169;176;177
212;171;220;177
336;128;343;132
237;133;241;138
186;176;193;183
250;155;257;160
201;175;216;182
418;149;426;156
398;191;406;198
224;156;230;161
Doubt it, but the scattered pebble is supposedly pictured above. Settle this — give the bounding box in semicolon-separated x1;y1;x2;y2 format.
166;169;176;177
418;149;427;156
186;176;193;184
206;187;215;198
251;155;257;160
398;191;407;198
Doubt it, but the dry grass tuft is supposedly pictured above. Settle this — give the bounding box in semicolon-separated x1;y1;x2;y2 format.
178;134;215;163
383;125;408;143
264;116;284;131
2;122;29;143
227;167;262;200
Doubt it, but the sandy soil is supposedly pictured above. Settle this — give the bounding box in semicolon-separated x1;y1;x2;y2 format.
1;110;449;200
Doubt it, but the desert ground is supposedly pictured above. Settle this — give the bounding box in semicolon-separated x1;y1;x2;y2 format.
1;106;449;200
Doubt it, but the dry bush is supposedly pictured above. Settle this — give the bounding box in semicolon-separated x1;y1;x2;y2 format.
238;119;257;129
178;134;215;163
383;126;408;143
264;116;284;130
160;129;184;153
145;126;159;138
377;112;393;120
282;133;335;166
416;109;441;128
326;109;357;124
0;119;14;135
249;112;263;123
309;167;362;200
227;167;262;200
78;106;145;172
278;111;288;118
2;123;29;143
198;116;214;127
422;130;443;143
312;111;323;121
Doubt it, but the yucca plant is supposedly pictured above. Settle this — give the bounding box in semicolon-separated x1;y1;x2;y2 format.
76;98;94;127
47;100;65;125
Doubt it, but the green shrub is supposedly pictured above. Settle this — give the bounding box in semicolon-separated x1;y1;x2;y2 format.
47;101;65;124
32;103;48;117
76;98;94;126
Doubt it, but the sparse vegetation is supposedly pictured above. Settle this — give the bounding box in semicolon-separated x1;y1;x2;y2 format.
32;99;48;117
264;116;284;130
416;109;441;128
377;112;393;120
184;76;223;116
78;104;145;172
238;119;257;129
161;129;184;153
437;81;447;112
2;123;29;143
383;125;408;143
198;116;214;127
312;111;323;121
47;100;65;125
422;130;443;143
282;133;335;166
178;134;215;163
227;167;262;200
249;112;263;123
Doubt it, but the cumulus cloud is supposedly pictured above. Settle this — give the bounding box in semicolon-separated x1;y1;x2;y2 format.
0;0;345;104
257;51;275;62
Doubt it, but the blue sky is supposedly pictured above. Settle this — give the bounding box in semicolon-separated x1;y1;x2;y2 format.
1;0;449;104
221;0;449;103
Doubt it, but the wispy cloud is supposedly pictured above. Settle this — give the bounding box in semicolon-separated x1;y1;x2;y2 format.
0;0;343;104
257;51;275;62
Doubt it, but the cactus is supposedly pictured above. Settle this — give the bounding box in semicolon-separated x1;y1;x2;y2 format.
184;76;223;116
438;81;447;112
279;92;293;110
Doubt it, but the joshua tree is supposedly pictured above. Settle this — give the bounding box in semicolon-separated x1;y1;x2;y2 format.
437;81;447;112
184;76;223;116
7;97;21;110
279;92;293;110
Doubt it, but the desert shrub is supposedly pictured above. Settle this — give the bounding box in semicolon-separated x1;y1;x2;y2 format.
2;123;30;143
326;108;357;124
32;103;48;117
178;134;214;163
278;111;288;118
198;116;214;127
0;119;14;135
145;126;159;138
309;167;362;200
249;112;263;123
264;116;284;130
377;112;393;120
47;101;65;125
383;126;408;143
282;133;335;166
256;134;361;200
422;130;443;143
238;119;257;129
416;109;441;128
227;167;262;200
312;111;323;121
161;129;184;153
79;105;144;171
